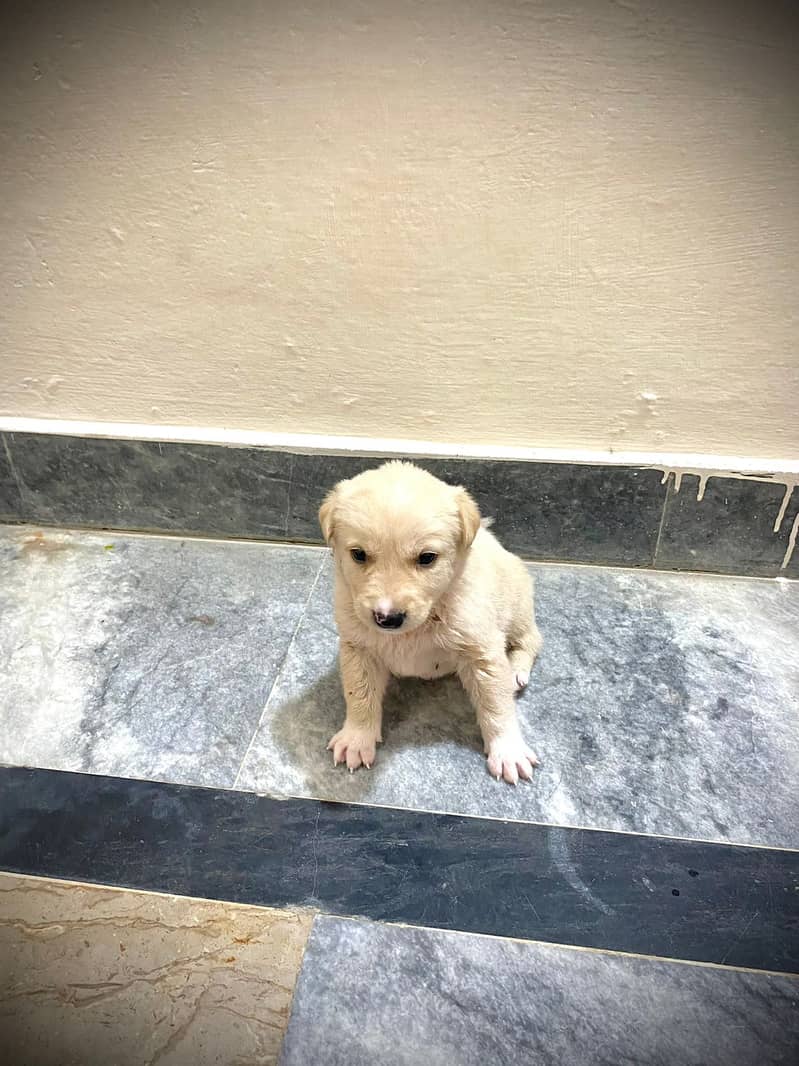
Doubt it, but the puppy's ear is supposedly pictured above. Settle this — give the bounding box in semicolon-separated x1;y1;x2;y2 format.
318;486;339;544
455;488;481;548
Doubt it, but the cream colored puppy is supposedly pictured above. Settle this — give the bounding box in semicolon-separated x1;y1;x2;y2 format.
319;461;542;784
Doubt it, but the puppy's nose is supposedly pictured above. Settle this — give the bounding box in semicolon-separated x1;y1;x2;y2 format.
373;609;406;630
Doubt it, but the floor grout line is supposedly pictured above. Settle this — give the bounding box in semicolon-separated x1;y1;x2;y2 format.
1;518;794;585
323;913;799;981
232;552;329;789
2;760;796;854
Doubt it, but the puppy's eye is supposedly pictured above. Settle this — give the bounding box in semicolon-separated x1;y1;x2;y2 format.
417;551;438;567
350;548;368;564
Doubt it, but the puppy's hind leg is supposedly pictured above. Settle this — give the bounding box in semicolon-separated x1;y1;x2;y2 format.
508;622;542;692
457;641;539;785
507;571;542;691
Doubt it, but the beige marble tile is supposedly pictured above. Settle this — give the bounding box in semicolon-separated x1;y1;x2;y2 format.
0;872;314;1066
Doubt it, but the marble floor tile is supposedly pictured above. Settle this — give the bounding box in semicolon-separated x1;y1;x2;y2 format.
0;526;323;786
0;871;313;1066
280;916;799;1066
237;555;799;848
3;523;798;847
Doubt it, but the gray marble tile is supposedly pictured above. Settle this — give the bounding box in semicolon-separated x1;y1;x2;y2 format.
0;526;322;786
0;437;22;521
237;555;799;848
280;916;799;1066
3;522;797;847
655;475;799;578
5;432;294;538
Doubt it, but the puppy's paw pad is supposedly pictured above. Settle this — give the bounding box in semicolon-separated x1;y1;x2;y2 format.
486;735;539;785
327;727;380;772
514;670;530;692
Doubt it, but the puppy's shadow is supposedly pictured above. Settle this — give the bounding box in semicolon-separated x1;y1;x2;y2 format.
267;663;483;802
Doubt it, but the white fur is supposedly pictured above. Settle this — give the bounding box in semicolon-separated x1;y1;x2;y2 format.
319;462;542;784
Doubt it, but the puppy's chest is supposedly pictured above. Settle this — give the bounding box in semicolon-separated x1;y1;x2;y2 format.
377;637;458;681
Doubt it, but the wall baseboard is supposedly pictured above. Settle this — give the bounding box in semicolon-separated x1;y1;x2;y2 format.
2;416;798;476
1;424;797;578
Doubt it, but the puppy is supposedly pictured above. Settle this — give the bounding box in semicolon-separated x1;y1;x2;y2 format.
319;461;542;784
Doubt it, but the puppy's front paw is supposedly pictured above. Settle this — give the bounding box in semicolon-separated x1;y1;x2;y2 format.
327;725;380;772
486;733;539;785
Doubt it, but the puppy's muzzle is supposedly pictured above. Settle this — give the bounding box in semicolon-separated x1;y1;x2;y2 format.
373;609;406;630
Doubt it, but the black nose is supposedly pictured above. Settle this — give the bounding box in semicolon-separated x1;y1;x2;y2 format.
373;610;406;630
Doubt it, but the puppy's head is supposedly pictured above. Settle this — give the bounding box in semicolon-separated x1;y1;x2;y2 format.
319;461;480;634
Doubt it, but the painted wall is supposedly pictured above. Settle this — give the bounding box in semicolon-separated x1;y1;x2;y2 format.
1;0;797;459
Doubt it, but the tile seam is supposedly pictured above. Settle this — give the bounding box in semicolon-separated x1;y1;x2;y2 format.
232;552;329;788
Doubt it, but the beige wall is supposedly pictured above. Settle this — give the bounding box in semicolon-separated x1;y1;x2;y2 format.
1;0;797;460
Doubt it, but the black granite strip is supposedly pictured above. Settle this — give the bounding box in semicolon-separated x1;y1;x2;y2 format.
427;458;665;566
2;431;796;575
289;453;667;567
3;432;669;568
0;767;796;973
4;432;294;541
655;475;799;578
0;436;23;521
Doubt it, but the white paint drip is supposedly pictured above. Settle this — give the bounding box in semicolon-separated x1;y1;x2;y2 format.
782;513;799;572
660;467;799;567
660;468;789;506
773;483;793;536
